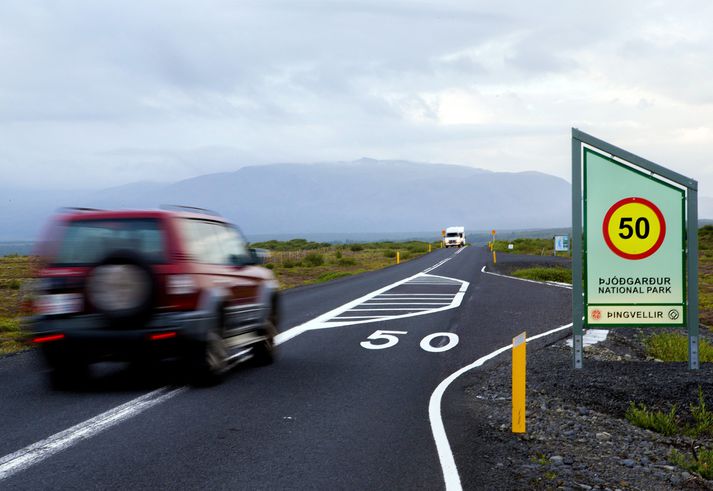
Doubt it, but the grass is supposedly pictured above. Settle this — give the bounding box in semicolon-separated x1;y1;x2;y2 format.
644;332;713;362
670;448;713;479
314;271;354;283
492;238;570;257
0;256;35;355
259;240;435;290
626;388;713;477
625;402;680;436
511;267;572;283
698;225;713;327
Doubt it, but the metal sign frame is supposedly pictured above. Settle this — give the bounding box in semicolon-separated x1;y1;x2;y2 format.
571;129;699;369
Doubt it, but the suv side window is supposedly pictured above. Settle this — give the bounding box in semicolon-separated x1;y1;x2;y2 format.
218;225;249;264
180;219;224;264
179;219;249;265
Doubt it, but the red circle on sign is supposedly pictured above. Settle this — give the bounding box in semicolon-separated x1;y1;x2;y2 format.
602;197;666;260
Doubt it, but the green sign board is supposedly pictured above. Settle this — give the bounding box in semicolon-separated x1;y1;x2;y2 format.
584;147;685;326
571;129;698;370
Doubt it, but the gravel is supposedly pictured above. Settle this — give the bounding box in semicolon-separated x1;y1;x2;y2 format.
461;328;713;490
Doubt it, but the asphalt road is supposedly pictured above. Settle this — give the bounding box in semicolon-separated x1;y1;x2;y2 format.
0;246;570;490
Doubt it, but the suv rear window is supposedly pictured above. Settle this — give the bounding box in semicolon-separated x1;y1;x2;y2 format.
53;218;166;265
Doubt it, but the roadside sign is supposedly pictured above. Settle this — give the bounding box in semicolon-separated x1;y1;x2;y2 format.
554;235;569;252
585;148;684;327
571;129;698;369
441;229;446;237
491;229;496;235
508;243;514;250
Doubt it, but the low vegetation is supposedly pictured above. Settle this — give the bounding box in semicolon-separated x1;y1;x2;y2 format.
492;237;570;257
0;256;35;355
626;388;713;479
698;225;713;327
644;332;713;362
625;402;681;436
258;239;436;290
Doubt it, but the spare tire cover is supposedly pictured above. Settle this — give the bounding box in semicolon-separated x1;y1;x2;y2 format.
86;250;156;324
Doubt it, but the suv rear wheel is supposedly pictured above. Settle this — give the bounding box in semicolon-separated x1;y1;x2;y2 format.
189;321;228;386
252;302;278;366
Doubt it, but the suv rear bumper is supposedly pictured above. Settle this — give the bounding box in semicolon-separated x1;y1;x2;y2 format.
26;312;210;363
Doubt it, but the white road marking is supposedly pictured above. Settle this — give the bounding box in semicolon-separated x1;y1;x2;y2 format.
380;293;454;296
420;333;459;353
350;308;433;311
422;255;455;273
276;272;469;337
361;302;451;306
480;265;573;290
0;251;467;482
565;329;609;347
0;387;185;481
429;323;573;491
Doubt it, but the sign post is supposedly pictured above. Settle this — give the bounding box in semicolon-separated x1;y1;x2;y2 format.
572;129;698;369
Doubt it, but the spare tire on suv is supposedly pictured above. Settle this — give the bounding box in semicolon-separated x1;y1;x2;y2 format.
86;250;157;327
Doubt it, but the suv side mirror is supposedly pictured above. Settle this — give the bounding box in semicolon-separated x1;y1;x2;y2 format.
229;254;251;267
249;248;270;265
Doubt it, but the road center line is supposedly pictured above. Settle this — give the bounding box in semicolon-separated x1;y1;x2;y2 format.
0;387;185;481
429;322;573;491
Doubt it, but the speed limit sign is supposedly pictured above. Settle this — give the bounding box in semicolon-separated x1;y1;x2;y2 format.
602;197;666;260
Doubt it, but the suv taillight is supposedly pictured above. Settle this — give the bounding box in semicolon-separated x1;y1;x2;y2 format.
167;275;196;295
162;275;200;311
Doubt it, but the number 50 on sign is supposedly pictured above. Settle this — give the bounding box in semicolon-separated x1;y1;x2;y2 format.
603;197;666;260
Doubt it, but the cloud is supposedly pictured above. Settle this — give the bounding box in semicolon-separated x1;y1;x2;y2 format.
1;0;713;195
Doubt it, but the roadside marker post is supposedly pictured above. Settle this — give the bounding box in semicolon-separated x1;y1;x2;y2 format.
396;251;400;264
429;243;432;253
492;250;496;264
571;128;698;370
512;332;526;433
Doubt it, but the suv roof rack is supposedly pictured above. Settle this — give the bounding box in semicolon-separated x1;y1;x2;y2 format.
160;204;222;217
56;207;105;213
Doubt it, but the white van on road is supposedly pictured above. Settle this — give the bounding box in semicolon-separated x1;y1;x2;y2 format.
444;226;466;248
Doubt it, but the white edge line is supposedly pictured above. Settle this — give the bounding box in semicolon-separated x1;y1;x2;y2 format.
480;265;572;290
0;387;186;480
429;322;573;491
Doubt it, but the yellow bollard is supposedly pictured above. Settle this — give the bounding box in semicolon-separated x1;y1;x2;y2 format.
428;243;432;253
396;251;400;264
512;332;526;433
493;250;496;264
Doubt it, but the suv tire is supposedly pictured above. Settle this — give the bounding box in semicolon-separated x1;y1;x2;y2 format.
251;322;276;366
189;320;228;386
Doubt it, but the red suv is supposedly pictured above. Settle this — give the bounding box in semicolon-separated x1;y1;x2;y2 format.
27;206;279;386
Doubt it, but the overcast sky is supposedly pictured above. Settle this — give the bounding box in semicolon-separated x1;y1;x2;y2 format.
2;0;713;193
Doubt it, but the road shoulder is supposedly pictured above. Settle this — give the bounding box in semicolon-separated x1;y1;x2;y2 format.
453;329;713;489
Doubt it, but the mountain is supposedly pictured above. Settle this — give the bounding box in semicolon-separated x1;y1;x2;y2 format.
3;159;573;241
